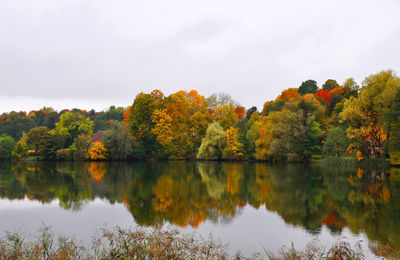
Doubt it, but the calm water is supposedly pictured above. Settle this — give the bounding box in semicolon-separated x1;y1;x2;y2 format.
0;161;399;258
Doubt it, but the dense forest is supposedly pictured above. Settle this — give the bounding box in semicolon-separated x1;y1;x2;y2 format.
0;70;399;165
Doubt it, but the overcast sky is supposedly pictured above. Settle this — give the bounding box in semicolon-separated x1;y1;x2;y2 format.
1;0;400;112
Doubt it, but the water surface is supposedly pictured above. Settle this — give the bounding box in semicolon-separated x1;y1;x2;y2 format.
0;161;398;258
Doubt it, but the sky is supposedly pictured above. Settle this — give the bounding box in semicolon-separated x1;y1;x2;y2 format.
1;0;400;113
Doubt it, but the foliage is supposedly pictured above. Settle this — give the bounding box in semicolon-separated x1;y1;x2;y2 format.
151;90;212;159
128;93;158;155
254;115;274;160
0;111;36;139
245;106;257;119
197;123;226;160
56;147;75;160
215;103;239;130
340;70;400;158
12;132;28;159
27;126;49;152
323;127;350;156
103;121;133;160
222;127;245;159
322;79;340;91
53;112;94;146
261;100;285;115
235;106;246;119
343;77;360;91
315;89;332;105
39;132;67;159
388;89;400;165
276;88;299;101
88;142;108;160
74;134;91;160
298;79;318;95
0;134;16;160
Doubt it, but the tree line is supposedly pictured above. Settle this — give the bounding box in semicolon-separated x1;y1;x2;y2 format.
0;70;399;164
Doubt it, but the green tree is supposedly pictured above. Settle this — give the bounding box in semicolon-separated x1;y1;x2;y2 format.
322;79;340;91
343;77;359;91
27;126;49;152
246;106;258;119
388;89;400;165
340;70;400;157
323;127;350;156
0;111;36;139
268;110;306;161
53;112;94;146
103;121;133;160
304;117;323;159
128;93;158;155
298;80;318;95
74;134;91;160
39;132;67;159
197;123;226;160
0;134;16;160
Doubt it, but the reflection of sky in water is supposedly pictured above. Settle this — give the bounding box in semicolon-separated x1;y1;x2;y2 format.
0;198;377;259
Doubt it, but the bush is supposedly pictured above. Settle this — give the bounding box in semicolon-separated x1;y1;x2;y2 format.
56;148;75;161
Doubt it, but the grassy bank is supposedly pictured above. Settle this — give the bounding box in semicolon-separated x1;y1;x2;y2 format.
0;225;393;259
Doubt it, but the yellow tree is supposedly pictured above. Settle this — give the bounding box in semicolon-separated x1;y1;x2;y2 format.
223;127;245;159
151;109;174;148
88;142;109;160
215;103;239;130
152;91;212;158
340;70;400;157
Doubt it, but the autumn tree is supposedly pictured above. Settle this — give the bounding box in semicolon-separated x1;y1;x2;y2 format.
151;91;212;158
254;115;274;160
235;106;246;120
12;132;28;159
88;142;108;160
222;127;245;159
340;70;400;158
215;103;239;129
276;88;299;101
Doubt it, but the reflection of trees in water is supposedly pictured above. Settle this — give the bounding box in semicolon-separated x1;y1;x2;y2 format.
323;166;400;252
1;161;400;253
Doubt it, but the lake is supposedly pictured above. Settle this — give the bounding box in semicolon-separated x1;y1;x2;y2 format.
0;161;398;258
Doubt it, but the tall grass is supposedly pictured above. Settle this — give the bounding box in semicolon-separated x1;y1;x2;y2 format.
0;225;383;259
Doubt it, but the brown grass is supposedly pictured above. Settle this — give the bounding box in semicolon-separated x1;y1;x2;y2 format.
0;225;374;260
